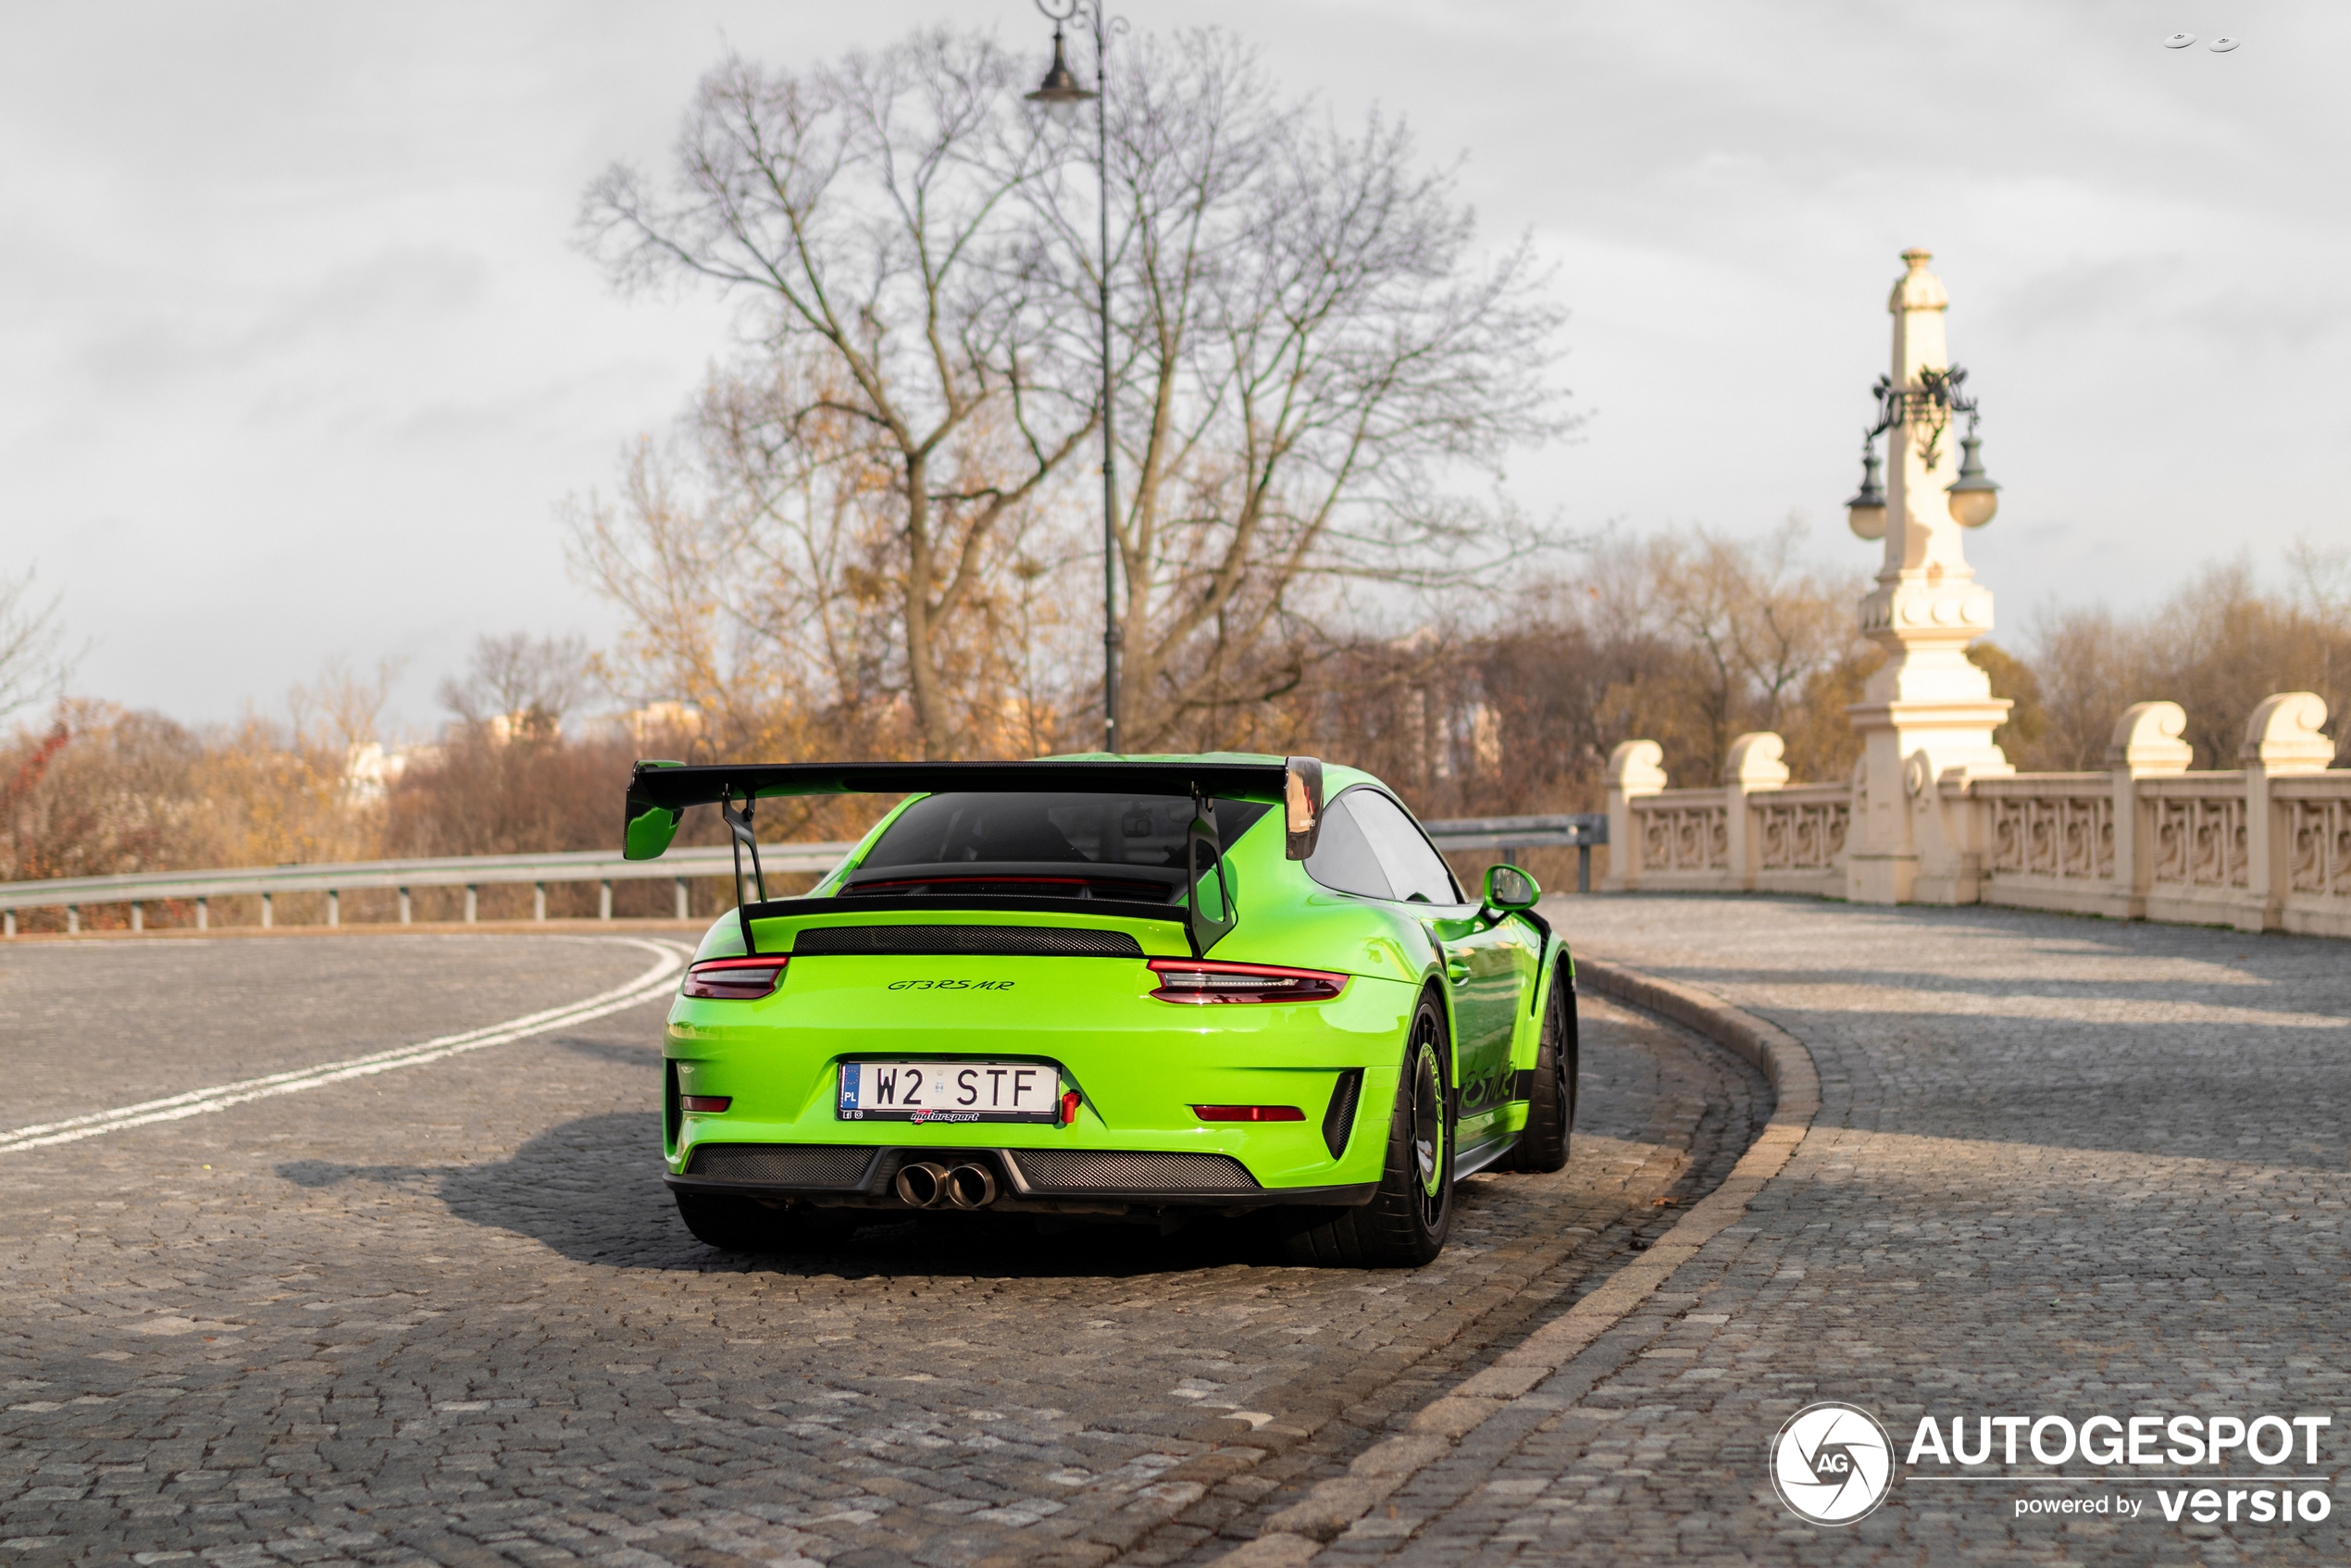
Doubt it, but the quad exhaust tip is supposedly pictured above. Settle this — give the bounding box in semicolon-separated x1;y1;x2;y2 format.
893;1161;999;1210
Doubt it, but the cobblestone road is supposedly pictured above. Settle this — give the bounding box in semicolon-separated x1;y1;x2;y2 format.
0;930;1761;1567
1191;897;2350;1566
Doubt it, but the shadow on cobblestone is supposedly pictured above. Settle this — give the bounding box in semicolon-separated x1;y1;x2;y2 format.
277;1113;1312;1279
1639;938;2351;1170
0;947;1760;1568
547;1031;665;1068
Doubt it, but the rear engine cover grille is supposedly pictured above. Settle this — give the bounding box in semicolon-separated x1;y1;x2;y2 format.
686;1144;873;1187
1011;1150;1260;1193
791;925;1144;958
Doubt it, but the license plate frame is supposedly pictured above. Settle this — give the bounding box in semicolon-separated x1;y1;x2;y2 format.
837;1059;1064;1124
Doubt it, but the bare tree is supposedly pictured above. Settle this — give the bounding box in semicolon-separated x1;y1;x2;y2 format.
578;35;1096;758
440;634;592;737
574;28;1571;761
293;656;402;753
1634;521;1861;775
1027;32;1572;747
568;362;976;760
0;567;74;722
2020;554;2351;769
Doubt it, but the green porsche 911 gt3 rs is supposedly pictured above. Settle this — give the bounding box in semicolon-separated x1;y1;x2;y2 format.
622;753;1576;1267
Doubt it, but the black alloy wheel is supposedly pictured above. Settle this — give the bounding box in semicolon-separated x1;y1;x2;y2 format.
1275;990;1456;1268
1504;969;1575;1173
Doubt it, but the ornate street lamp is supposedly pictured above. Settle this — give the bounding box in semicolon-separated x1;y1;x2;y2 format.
1847;367;2000;538
1029;1;1126;753
1844;441;1886;541
1944;429;2000;529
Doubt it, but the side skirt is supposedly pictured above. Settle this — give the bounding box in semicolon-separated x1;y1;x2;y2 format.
1453;1121;1525;1179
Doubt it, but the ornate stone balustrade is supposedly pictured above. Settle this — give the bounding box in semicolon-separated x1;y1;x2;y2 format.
2283;780;2351;901
1977;774;2113;909
1605;733;1846;898
1754;784;1852;886
1602;691;2348;939
1637;790;1731;880
2142;773;2250;923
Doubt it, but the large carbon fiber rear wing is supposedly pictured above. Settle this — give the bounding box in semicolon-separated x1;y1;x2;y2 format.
622;756;1325;958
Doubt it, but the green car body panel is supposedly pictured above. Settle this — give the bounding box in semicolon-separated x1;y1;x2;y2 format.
652;755;1573;1222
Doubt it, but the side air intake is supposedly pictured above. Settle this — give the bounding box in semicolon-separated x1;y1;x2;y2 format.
1322;1069;1363;1160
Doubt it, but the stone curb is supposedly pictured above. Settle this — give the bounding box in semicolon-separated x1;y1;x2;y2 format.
1210;954;1822;1563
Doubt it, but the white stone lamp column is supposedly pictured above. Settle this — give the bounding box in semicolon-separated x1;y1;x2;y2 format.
1845;249;2015;905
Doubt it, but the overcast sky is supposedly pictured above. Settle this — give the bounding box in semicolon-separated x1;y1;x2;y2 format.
1;0;2330;733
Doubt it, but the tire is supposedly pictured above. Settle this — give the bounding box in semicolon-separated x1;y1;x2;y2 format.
1504;971;1576;1173
674;1190;855;1254
1276;990;1455;1268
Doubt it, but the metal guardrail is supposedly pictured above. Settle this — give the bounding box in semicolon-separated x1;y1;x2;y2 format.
0;812;1606;935
0;843;857;934
1421;813;1608;893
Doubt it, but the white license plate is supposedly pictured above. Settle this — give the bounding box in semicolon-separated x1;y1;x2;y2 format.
837;1060;1062;1124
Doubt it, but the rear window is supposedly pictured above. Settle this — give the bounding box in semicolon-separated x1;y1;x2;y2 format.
858;792;1275;870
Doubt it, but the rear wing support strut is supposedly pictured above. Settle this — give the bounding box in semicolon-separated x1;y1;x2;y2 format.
722;797;767;954
1186;787;1238;958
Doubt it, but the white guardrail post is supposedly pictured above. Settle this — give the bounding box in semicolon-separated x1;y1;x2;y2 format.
0;814;1607;935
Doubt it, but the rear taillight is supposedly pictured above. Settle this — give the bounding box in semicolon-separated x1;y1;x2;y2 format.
681;957;787;1000
1192;1104;1305;1122
678;1095;732;1114
1146;959;1348;1004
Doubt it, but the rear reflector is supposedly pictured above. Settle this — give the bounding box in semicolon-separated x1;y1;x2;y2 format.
678;1095;732;1114
1147;958;1348;1004
681;957;787;1000
1193;1104;1305;1122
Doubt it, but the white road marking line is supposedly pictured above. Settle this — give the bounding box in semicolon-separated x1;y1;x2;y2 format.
0;937;691;1153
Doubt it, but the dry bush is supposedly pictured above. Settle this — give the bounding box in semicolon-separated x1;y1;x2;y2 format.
0;703;211;891
1240;526;1870;810
2021;553;2349;769
0;701;369;929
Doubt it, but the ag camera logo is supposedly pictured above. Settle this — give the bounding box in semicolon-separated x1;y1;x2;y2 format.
1772;1401;1895;1524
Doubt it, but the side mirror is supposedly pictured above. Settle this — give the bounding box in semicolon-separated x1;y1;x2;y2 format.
1483;863;1539;913
1283;755;1325;860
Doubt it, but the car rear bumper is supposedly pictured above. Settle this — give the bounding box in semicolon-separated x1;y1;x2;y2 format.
664;1142;1378;1212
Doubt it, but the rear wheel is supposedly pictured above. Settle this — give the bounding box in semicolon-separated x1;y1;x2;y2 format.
674;1190;855;1254
1503;971;1576;1173
1277;991;1455;1268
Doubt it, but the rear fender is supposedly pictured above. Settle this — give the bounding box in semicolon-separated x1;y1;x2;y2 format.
1511;937;1573;1074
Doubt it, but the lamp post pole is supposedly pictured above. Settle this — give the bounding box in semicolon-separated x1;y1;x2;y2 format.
1029;2;1122;754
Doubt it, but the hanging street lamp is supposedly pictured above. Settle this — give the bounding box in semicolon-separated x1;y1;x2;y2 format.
1844;441;1886;541
1944;429;2000;529
1029;1;1125;753
1847;362;1998;538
